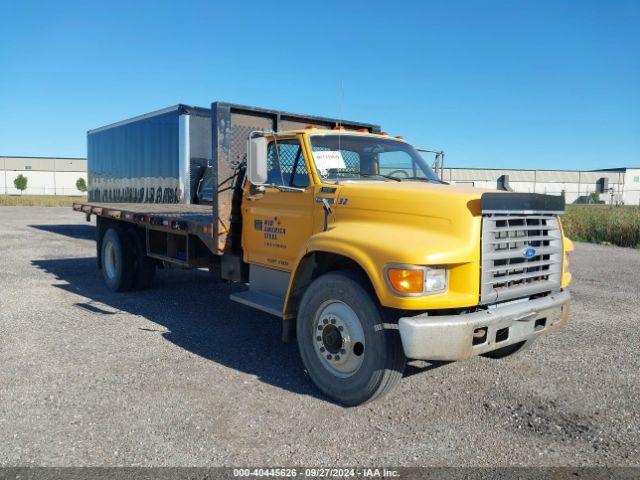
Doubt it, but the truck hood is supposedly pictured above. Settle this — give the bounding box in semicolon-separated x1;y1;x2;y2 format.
333;181;496;221
315;181;565;311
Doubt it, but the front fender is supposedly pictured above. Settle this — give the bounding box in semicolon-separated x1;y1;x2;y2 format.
287;221;481;311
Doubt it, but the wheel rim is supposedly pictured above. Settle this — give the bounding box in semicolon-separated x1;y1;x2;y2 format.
312;300;366;378
104;240;117;280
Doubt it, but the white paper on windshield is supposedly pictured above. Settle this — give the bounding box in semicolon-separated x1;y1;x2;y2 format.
312;150;346;175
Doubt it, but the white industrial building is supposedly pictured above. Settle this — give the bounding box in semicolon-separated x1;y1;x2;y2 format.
1;156;87;196
1;155;639;205
440;167;640;205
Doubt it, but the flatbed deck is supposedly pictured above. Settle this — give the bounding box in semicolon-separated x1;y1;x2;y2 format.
73;202;219;255
73;202;214;227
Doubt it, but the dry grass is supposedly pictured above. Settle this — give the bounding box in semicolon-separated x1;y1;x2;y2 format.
562;205;640;248
0;195;87;207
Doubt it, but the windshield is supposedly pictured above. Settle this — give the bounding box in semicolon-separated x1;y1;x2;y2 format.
309;134;440;184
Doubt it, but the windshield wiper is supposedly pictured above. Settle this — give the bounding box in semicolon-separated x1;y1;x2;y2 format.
403;176;447;184
270;184;305;192
333;170;401;182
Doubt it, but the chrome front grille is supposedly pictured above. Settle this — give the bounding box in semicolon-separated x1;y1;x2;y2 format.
481;214;563;304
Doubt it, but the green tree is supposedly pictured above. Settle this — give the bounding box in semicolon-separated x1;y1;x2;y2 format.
14;174;27;195
76;177;87;193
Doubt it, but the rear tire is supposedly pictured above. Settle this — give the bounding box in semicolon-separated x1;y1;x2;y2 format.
296;271;406;406
101;227;135;292
128;227;156;290
482;339;534;359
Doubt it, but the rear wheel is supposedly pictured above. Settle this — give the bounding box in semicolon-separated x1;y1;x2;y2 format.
101;227;135;292
297;271;406;406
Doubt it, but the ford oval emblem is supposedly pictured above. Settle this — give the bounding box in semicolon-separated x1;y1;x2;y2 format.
523;247;537;258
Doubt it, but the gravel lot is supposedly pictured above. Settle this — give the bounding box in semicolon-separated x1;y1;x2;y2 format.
0;207;638;467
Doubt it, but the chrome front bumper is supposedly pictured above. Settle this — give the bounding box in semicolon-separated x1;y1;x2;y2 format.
398;290;570;361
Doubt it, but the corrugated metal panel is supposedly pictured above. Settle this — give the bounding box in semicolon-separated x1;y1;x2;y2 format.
449;169;537;182
580;171;623;184
1;157;86;171
450;169;521;181
498;170;536;182
535;170;580;182
53;158;87;172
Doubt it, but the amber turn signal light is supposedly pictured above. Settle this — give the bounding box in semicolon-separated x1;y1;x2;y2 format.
386;268;424;294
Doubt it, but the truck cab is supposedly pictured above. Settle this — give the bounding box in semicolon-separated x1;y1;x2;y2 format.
231;127;572;405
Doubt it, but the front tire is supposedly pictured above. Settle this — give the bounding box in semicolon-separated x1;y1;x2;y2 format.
296;271;406;406
101;227;135;292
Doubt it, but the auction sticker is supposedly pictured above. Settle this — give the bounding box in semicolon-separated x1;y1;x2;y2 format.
312;151;346;175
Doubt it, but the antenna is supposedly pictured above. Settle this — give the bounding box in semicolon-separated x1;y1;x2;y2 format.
338;80;344;153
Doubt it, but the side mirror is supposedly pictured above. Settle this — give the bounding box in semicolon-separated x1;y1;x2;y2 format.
247;136;268;185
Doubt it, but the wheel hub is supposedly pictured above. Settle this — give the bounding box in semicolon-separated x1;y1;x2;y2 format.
312;301;366;378
321;324;343;354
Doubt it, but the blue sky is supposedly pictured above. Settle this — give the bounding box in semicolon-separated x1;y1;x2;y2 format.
1;0;638;170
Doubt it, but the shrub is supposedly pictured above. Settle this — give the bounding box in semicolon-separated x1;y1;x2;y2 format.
76;177;87;193
562;205;640;248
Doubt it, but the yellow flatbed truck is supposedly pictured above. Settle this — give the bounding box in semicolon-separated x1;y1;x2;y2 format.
75;102;572;405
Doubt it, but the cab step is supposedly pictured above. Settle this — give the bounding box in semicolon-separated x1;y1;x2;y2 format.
229;265;290;318
230;290;284;317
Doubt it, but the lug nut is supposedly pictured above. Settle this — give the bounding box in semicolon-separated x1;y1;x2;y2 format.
338;326;344;331
317;325;323;330
323;319;328;324
316;336;321;341
340;349;346;355
334;355;340;361
320;347;325;353
326;354;332;360
330;319;336;324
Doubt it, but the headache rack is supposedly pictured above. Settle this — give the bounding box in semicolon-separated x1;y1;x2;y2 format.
479;193;565;305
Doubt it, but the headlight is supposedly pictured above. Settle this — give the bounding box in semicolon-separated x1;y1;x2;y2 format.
564;251;572;273
425;268;447;293
385;266;448;296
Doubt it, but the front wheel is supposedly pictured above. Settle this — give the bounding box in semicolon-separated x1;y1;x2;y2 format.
296;271;406;406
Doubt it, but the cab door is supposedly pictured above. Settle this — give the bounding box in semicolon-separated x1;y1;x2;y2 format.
242;136;314;271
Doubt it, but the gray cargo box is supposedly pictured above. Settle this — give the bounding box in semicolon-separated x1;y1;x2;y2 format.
87;104;211;204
